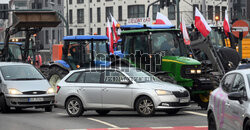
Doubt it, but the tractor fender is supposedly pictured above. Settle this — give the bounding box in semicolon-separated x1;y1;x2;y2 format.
49;60;71;72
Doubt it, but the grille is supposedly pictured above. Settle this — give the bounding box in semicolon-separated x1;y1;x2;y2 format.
23;91;46;95
172;91;189;98
161;102;189;107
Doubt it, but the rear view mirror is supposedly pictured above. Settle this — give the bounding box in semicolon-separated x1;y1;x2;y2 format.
120;79;131;85
228;92;245;104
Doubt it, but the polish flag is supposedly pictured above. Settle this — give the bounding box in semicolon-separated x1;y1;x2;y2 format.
110;13;120;43
180;18;190;45
106;18;114;54
155;12;173;26
195;7;211;37
223;10;230;37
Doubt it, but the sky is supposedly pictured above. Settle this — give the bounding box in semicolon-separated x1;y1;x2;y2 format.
0;0;9;4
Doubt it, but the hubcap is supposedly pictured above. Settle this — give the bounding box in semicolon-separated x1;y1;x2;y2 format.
67;100;80;115
139;99;154;115
49;74;61;90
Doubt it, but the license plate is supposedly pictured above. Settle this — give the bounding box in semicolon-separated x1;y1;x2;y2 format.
28;98;44;102
180;98;189;103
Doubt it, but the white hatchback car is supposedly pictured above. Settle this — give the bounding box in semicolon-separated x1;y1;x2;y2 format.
207;69;250;130
56;67;190;117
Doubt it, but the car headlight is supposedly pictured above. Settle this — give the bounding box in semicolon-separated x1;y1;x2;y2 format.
8;88;23;95
47;88;55;94
155;90;172;95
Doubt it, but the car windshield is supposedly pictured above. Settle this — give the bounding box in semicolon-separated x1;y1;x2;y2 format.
121;68;161;83
89;41;109;61
0;65;45;80
151;32;181;56
0;44;22;61
209;30;224;48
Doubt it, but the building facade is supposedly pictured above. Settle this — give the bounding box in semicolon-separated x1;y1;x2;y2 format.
65;0;228;36
229;0;250;24
0;2;8;42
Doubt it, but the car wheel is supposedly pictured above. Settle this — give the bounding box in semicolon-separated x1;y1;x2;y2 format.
0;95;10;113
135;96;155;116
166;109;180;115
45;106;53;112
66;97;84;117
96;110;110;115
208;112;217;130
244;120;250;130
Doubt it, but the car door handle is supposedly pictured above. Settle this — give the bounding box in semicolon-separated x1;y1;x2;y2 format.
225;102;230;107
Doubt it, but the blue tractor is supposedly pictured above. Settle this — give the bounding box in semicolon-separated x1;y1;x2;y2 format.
46;35;111;89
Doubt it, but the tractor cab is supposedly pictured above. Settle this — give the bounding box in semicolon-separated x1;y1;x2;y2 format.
0;42;22;62
62;35;110;69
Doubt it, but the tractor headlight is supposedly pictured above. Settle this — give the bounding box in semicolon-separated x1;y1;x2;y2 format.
190;69;196;74
196;69;202;74
8;88;23;95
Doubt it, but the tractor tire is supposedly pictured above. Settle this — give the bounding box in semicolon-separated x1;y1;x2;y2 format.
155;74;176;84
48;66;68;90
218;47;240;72
193;93;209;110
39;66;50;79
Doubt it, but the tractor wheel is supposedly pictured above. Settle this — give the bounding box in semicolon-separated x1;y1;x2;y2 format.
39;66;50;79
193;93;209;110
155;74;176;84
48;66;68;90
218;47;240;72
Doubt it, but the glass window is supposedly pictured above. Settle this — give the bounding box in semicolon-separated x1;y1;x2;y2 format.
215;6;220;21
77;9;84;23
76;72;85;83
69;0;72;4
106;7;113;21
104;71;126;84
0;65;45;80
168;4;175;20
77;0;84;3
58;0;61;5
222;7;227;20
128;5;145;18
152;5;160;20
151;32;180;56
77;29;85;35
97;28;101;35
208;6;213;20
231;74;246;93
90;8;92;23
97;7;101;23
66;72;81;82
222;74;236;93
69;10;73;24
118;6;122;21
85;72;101;83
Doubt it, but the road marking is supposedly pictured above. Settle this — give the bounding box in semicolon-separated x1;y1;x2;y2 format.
194;126;208;128
183;111;207;117
151;127;173;129
57;113;68;116
87;118;119;128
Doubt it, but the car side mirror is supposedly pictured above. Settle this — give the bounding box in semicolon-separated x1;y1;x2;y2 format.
228;92;245;104
120;79;131;85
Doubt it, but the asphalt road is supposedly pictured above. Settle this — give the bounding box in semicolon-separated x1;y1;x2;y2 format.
0;104;208;130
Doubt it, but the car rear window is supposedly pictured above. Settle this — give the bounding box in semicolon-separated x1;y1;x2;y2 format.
66;72;81;82
85;72;101;83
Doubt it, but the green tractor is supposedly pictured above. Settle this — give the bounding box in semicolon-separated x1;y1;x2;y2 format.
111;25;215;108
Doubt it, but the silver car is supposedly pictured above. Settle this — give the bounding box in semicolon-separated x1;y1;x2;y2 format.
0;62;55;113
207;69;250;130
56;67;190;117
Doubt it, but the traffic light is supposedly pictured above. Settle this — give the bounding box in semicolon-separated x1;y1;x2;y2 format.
159;0;170;9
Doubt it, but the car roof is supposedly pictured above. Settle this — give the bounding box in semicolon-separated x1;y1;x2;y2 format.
0;62;31;67
63;35;108;41
70;67;135;73
0;42;23;45
226;69;250;75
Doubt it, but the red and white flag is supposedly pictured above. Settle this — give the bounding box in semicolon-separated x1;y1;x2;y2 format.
195;7;211;37
180;17;190;45
223;9;230;37
106;18;114;54
155;12;173;26
110;13;120;43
